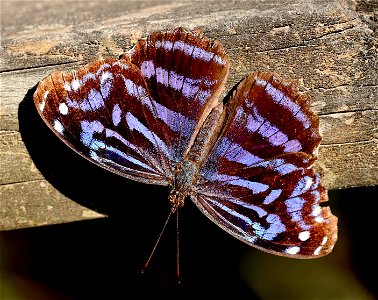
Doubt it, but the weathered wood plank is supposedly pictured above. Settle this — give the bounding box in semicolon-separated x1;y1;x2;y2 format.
1;0;377;231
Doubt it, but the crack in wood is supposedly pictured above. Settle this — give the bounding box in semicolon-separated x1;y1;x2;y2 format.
0;60;79;74
318;108;378;116
0;178;45;187
321;139;377;146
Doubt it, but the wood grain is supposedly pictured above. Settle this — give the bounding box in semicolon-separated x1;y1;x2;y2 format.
1;0;377;230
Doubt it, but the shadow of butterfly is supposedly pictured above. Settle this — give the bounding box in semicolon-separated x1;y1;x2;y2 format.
33;27;337;258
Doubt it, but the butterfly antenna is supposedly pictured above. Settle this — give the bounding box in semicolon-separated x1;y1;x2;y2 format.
141;209;173;274
176;208;181;285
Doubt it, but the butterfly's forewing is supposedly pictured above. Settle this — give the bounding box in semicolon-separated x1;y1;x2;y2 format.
33;59;171;185
123;27;230;165
193;73;338;258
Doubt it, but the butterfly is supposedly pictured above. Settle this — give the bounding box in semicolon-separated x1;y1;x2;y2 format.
33;27;337;258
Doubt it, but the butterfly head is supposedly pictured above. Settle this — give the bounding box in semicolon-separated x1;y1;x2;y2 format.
168;190;185;213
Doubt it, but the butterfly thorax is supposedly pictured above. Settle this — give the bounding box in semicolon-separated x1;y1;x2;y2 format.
169;105;225;212
169;160;197;211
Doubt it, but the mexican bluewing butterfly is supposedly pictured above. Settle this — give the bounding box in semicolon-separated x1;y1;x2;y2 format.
34;28;337;258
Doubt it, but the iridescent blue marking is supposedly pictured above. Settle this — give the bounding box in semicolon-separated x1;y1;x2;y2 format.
268;130;288;146
290;176;313;197
66;97;79;109
252;222;265;237
154;40;226;65
141;60;155;79
216;137;263;166
283;139;302;152
159;103;194;136
258;119;279;138
182;78;199;99
263;214;286;240
88;89;104;110
253;158;297;176
213;174;269;194
274;162;297;175
245;107;297;149
89;149;158;177
285;196;305;212
80;99;91;112
103;144;155;171
105;129;139;153
82;73;96;84
168;68;184;90
246;107;264;132
95;63;111;76
112;104;122;126
263;189;282;204
100;71;113;99
126;112;172;159
80;120;104;146
256;79;311;129
121;74;196;137
201;195;284;242
226;198;267;217
155;66;169;87
112;61;129;70
225;143;263;165
290;211;302;222
140;61;211;100
207;198;254;226
197;89;211;104
91;140;106;150
123;77;146;99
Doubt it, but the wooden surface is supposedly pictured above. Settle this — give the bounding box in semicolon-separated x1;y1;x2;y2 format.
1;0;377;231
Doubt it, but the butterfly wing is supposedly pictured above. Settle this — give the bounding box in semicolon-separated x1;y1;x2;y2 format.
193;72;338;258
33;59;172;185
33;28;230;186
123;27;230;165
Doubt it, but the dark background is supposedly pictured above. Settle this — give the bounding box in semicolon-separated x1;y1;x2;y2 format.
1;186;377;299
1;83;378;299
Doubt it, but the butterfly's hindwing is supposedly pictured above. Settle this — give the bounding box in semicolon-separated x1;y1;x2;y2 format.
193;72;337;258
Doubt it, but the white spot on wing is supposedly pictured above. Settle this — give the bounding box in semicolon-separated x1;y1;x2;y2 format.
298;231;310;241
59;103;68;115
311;205;322;217
53;119;64;134
315;216;324;223
71;79;80;92
64;83;71;92
314;246;322;255
40;91;49;111
286;246;300;255
100;71;111;84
